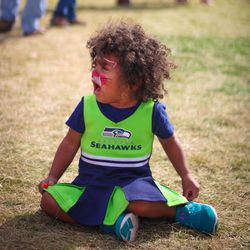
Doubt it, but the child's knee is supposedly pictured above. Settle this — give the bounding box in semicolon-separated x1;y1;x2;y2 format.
127;201;175;218
127;201;151;216
40;192;59;216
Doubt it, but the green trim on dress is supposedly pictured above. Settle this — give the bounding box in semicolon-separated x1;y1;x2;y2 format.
154;181;188;206
44;183;85;212
103;186;129;225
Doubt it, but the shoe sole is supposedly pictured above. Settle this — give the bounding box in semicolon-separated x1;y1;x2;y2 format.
119;213;139;242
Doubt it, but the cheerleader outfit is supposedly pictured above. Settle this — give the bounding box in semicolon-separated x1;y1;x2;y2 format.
44;94;188;226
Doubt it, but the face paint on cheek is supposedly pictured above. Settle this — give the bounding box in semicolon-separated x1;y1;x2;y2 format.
92;69;108;86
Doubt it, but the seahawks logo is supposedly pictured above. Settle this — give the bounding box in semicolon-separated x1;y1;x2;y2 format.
102;127;132;139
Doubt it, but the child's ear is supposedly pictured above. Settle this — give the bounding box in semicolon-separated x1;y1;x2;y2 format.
129;83;142;100
130;83;141;92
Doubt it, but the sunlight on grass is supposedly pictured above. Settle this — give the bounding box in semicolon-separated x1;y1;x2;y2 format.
0;0;250;249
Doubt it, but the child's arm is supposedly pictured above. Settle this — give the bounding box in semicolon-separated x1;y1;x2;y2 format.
38;128;81;193
158;135;200;201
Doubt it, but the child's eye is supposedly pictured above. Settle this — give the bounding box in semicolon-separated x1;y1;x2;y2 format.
102;62;113;71
101;63;109;71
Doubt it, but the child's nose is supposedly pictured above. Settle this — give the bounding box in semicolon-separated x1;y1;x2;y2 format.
92;69;99;78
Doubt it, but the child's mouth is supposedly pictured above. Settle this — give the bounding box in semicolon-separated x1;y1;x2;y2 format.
91;70;108;94
93;81;101;94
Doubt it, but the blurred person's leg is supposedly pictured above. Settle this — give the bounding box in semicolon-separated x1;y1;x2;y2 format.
51;0;85;26
67;0;76;22
0;0;20;32
54;0;68;17
51;0;70;27
67;0;85;25
117;0;130;6
21;0;47;36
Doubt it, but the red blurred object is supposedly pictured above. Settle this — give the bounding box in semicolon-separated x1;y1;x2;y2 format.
42;183;49;189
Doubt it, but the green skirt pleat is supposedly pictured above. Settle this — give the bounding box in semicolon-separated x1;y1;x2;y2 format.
103;186;129;225
154;181;188;206
44;183;85;212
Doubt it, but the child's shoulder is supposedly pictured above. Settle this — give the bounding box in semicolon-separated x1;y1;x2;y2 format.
153;100;167;111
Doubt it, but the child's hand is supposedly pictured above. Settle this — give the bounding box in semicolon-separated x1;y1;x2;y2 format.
181;174;200;201
38;176;58;194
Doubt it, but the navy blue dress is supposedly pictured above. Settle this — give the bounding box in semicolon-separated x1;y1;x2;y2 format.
44;98;187;226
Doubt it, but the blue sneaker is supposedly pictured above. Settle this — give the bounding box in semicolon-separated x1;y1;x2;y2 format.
114;213;139;242
176;202;218;235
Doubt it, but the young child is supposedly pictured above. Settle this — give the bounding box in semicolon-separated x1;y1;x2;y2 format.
39;20;218;242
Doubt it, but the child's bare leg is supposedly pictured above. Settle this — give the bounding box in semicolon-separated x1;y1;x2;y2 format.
40;192;76;224
127;200;176;219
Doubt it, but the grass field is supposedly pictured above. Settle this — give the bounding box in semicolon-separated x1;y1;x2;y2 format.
0;0;249;249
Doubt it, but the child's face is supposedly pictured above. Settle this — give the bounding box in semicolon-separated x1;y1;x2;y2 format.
91;54;135;107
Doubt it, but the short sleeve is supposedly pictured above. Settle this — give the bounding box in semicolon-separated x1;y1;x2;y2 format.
152;101;174;139
66;98;85;133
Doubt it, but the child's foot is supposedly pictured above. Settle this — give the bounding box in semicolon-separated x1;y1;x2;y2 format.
114;213;139;242
176;202;218;234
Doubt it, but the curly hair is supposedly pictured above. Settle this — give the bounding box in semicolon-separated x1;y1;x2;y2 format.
86;20;175;101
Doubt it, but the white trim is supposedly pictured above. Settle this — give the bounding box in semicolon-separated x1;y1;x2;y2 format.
81;156;149;168
81;151;151;162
